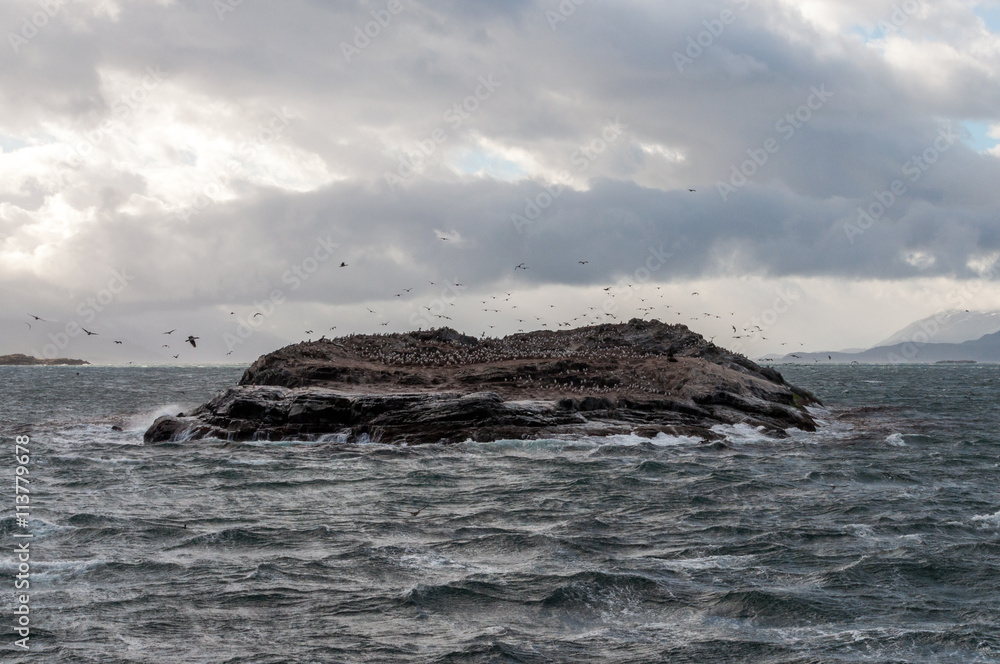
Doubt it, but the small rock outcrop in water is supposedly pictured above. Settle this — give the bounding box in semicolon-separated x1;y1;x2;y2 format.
145;319;821;445
0;354;89;366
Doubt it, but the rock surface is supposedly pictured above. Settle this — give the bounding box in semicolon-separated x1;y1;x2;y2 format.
145;319;820;445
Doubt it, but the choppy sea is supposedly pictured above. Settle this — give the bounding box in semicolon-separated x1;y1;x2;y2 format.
1;364;999;663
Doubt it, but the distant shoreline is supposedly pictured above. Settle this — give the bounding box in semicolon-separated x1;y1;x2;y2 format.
0;354;89;366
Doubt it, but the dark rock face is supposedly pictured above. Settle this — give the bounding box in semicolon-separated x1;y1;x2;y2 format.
145;319;821;445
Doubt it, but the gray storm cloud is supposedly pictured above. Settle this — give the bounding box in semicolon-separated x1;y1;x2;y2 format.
1;0;999;359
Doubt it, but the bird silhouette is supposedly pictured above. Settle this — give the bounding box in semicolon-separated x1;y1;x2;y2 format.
340;262;348;267
28;314;48;322
82;328;98;336
163;329;176;335
185;335;199;348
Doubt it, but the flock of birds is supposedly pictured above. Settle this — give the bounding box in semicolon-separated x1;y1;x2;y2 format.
18;256;816;362
24;314;201;359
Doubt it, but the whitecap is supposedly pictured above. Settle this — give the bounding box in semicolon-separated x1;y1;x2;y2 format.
659;554;757;572
710;422;779;445
125;403;188;432
597;432;704;448
885;432;907;446
971;510;1000;526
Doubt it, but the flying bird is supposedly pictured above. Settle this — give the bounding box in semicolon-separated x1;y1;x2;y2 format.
82;328;98;336
578;260;588;265
27;314;48;322
114;340;123;345
340;262;348;267
515;263;528;270
163;329;176;335
185;335;199;348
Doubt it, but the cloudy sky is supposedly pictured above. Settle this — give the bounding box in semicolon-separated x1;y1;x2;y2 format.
2;0;1000;363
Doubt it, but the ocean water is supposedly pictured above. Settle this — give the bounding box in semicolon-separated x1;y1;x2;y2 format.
1;364;999;663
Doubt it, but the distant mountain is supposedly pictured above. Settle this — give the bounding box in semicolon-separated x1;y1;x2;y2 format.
874;309;1000;347
777;329;1000;364
773;310;1000;364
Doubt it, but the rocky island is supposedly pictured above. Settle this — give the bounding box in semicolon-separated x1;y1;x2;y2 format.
145;319;820;445
0;354;89;366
